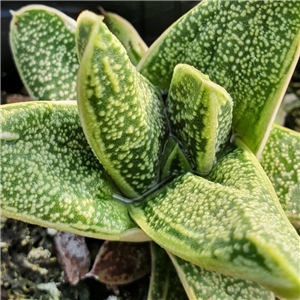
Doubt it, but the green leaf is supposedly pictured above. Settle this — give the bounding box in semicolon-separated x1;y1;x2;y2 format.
101;8;148;66
77;12;166;198
261;124;300;228
169;254;274;300
76;11;104;62
76;9;147;66
129;141;300;299
160;136;192;181
138;0;300;156
0;101;148;242
166;64;233;175
10;5;79;100
148;243;188;300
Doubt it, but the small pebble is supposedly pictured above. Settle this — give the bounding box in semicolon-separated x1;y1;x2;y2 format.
37;282;61;300
28;247;51;264
47;228;58;236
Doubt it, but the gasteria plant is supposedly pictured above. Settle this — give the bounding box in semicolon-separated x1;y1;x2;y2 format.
1;1;300;299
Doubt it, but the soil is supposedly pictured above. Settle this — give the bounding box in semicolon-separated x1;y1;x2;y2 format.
1;218;149;300
1;55;299;300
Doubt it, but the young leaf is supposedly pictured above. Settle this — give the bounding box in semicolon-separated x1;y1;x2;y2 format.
86;241;151;285
0;101;148;242
166;64;233;175
169;254;274;300
77;12;166;198
101;8;148;66
129;141;300;299
261;125;300;228
160;136;192;181
138;1;300;156
10;5;79;100
148;243;188;300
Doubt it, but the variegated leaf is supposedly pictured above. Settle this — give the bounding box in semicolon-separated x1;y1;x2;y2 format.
169;254;273;300
147;243;188;300
10;5;79;100
166;64;233;175
77;12;166;198
101;8;148;66
160;136;191;181
261;125;300;228
76;10;103;62
129;140;300;299
138;0;300;156
0;101;149;242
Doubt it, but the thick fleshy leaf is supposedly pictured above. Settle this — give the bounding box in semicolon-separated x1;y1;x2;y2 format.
54;231;90;285
77;12;166;198
169;254;273;300
138;0;300;156
147;243;188;300
0;101;149;242
160;136;191;181
10;5;79;100
129;141;300;299
261;125;300;228
166;64;233;174
76;11;104;62
86;241;151;285
101;8;148;66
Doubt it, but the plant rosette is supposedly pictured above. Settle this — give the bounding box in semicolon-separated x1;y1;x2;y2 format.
1;2;300;300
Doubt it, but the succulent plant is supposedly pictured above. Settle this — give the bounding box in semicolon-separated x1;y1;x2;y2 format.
1;1;300;299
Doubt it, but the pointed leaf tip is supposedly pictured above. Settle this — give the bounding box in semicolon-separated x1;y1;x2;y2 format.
77;12;166;198
101;9;148;66
166;64;233;174
76;10;104;62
